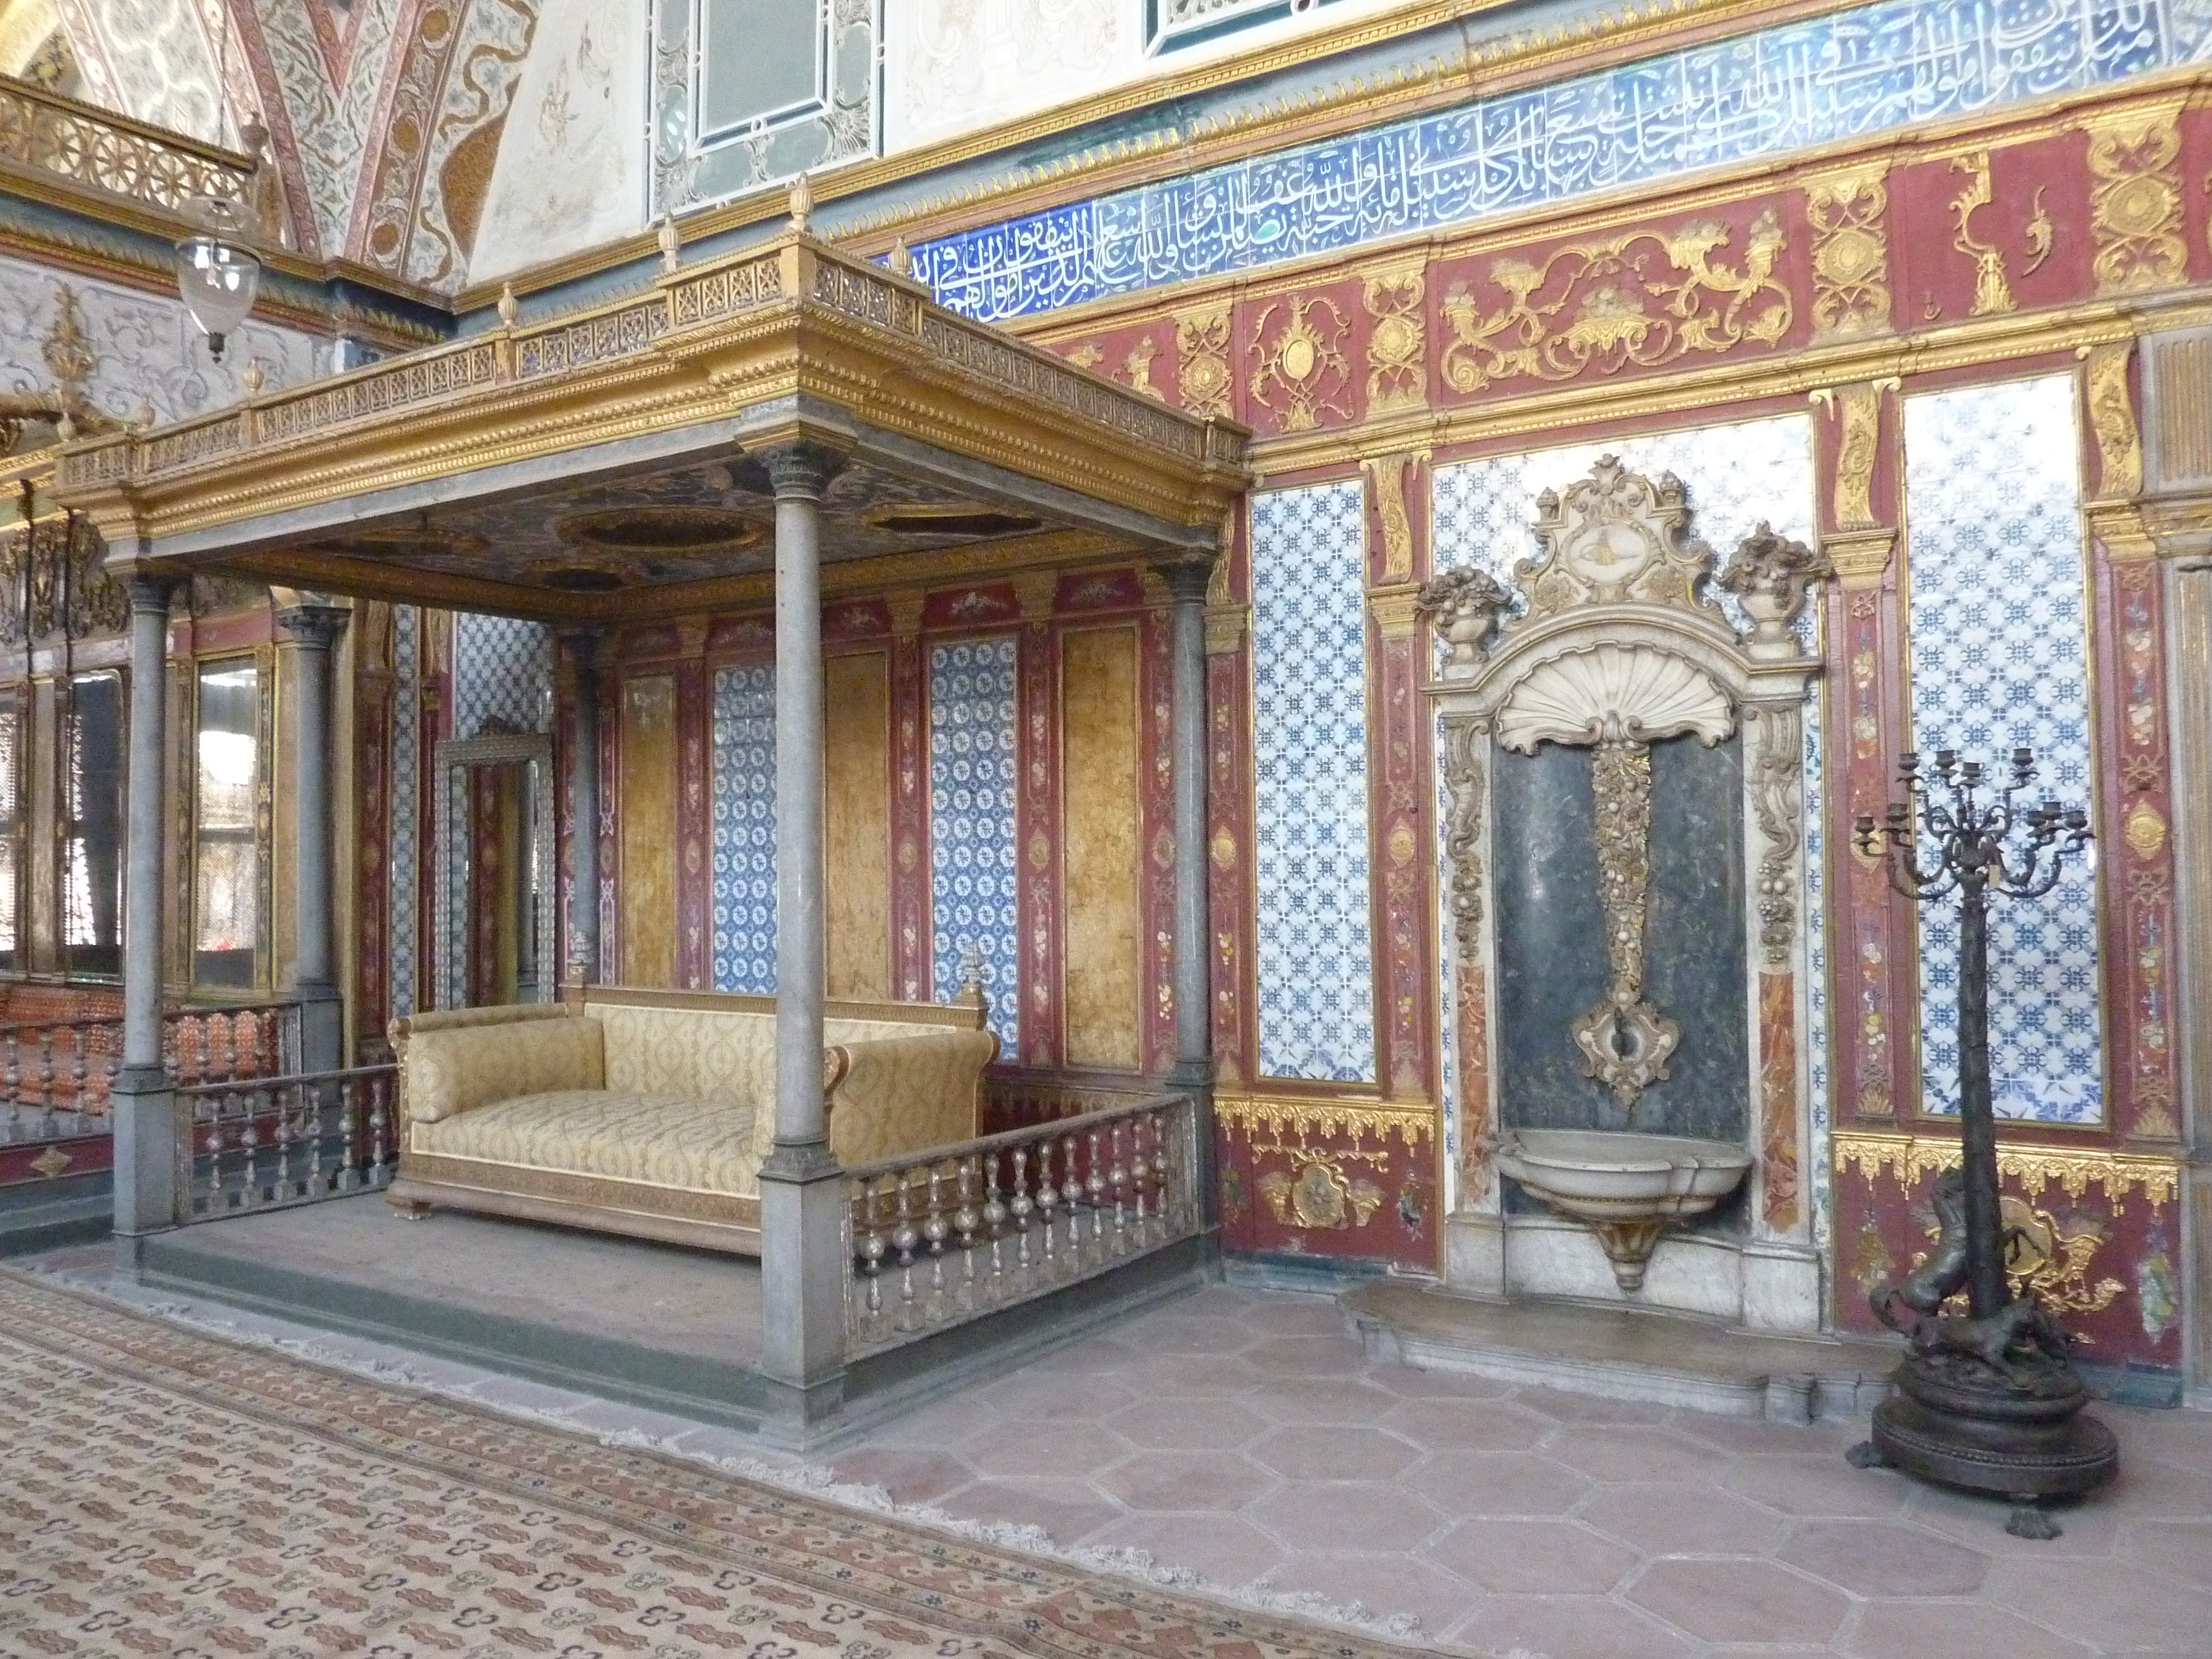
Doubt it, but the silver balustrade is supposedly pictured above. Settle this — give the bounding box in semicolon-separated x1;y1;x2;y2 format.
0;1000;300;1144
174;1063;396;1222
843;1091;1199;1354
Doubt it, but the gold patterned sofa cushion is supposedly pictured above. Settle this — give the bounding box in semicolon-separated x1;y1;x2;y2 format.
407;1016;605;1124
412;1090;762;1196
592;1002;777;1105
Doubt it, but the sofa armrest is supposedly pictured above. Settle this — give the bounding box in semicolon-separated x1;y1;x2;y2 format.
390;1004;583;1140
826;1030;999;1165
401;1014;605;1129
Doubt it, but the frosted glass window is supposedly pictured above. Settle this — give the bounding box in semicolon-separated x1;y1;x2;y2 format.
1251;481;1374;1083
1904;375;2102;1124
194;662;262;988
700;0;819;135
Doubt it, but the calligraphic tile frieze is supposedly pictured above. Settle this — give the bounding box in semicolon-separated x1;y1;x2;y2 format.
1252;481;1376;1084
931;637;1022;1051
912;0;2198;321
711;663;778;997
1903;375;2104;1124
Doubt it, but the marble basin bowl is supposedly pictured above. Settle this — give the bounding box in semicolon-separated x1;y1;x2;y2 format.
1493;1128;1752;1292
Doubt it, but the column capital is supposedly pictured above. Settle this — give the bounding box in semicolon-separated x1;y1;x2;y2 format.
274;600;350;648
124;572;179;614
1150;554;1215;605
750;440;848;500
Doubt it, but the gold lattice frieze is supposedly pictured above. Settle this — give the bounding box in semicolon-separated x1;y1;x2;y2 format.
0;75;258;222
1217;1093;1435;1148
1834;1129;2179;1212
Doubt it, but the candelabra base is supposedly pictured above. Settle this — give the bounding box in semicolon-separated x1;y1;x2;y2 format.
1856;1349;2116;1535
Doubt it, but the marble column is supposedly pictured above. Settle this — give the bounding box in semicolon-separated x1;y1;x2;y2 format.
112;572;177;1250
562;629;604;985
276;599;349;1073
755;440;847;1435
1153;557;1218;1220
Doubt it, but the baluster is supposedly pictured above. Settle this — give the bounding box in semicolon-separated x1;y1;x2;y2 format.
369;1074;391;1185
890;1173;919;1331
98;1036;118;1119
170;1014;194;1087
951;1155;980;1312
1008;1146;1034;1278
980;1150;1008;1301
922;1162;950;1323
1108;1121;1131;1256
1033;1136;1058;1269
1059;1134;1083;1262
35;1029;56;1133
1085;1128;1108;1253
857;1177;888;1337
1150;1109;1173;1233
65;1028;87;1130
1129;1115;1152;1239
2;1031;19;1136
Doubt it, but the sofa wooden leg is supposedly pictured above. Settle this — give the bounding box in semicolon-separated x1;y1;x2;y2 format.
389;1198;433;1221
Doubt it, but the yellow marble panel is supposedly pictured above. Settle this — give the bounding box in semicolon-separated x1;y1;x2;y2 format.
825;651;892;1000
619;674;677;988
1061;626;1142;1072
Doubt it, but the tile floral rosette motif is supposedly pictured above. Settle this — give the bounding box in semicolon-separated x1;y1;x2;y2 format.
1251;482;1376;1084
913;0;2200;321
931;638;1021;1050
1903;375;2103;1124
712;662;778;995
0;1270;1435;1659
453;613;554;740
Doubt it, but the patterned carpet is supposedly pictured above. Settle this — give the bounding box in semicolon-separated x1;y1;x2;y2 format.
0;1269;1432;1659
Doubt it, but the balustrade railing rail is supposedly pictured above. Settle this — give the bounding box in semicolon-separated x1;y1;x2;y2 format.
0;1001;299;1144
175;1064;396;1222
845;1091;1198;1354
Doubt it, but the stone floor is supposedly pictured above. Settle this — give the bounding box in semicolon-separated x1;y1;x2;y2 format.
32;1258;2212;1659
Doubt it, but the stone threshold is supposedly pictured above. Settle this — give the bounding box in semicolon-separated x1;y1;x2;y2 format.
1344;1278;1900;1422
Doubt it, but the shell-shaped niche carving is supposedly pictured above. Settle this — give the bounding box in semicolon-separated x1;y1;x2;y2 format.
1495;643;1734;755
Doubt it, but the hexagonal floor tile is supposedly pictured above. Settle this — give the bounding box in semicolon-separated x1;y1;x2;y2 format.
1272;1551;1478;1636
982;1371;1139;1423
1578;1482;1781;1554
1244;1376;1401;1425
1094;1449;1273;1511
1721;1451;1909;1517
934;1478;1122;1545
965;1419;1125;1479
1251;1424;1422;1481
1424;1518;1638;1595
1407;1450;1593;1517
1247;1481;1449;1553
1102;1395;1272;1451
1626;1557;1849;1645
1241;1335;1369;1377
1780;1518;1991;1597
1450;1594;1698;1659
1844;1600;2091;1659
1385;1396;1553;1451
1089;1512;1288;1588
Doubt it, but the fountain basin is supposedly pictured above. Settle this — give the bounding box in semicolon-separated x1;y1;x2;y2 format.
1494;1129;1753;1292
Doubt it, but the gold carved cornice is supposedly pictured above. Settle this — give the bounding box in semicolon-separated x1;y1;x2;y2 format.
2085;501;2159;564
1834;1128;2179;1211
1204;605;1247;654
1824;528;1896;584
1369;585;1424;638
1218;1092;1435;1148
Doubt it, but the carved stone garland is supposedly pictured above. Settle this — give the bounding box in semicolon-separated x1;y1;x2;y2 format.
1422;458;1830;1259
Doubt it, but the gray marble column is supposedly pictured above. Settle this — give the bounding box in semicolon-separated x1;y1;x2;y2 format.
276;600;349;1073
113;572;177;1249
562;629;604;985
755;439;847;1435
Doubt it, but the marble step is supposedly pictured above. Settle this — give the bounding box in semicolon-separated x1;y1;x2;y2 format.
1343;1277;1899;1421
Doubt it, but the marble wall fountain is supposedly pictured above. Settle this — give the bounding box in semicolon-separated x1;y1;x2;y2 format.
1421;458;1831;1331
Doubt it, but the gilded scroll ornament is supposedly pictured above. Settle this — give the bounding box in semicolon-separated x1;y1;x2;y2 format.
1947;152;2016;317
1365;452;1418;583
1173;306;1234;417
2080;341;2143;498
1362;266;1427;413
1439;211;1790;393
1572;737;1681;1107
1835;1128;2179;1210
1994;1197;2125;1315
1829;383;1884;531
1123;338;1166;400
1439;719;1487;953
1217;1094;1433;1147
1260;1159;1384;1229
1805;167;1891;340
1248;296;1352;430
2085;109;2185;295
1744;703;1806;965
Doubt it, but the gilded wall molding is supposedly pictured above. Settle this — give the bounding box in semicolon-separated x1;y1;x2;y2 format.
2080;340;2144;500
1216;1092;1435;1148
1805;164;1891;341
2084;102;2188;295
1174;304;1235;418
1363;451;1418;585
1834;1128;2180;1211
1825;381;1889;531
1362;263;1428;415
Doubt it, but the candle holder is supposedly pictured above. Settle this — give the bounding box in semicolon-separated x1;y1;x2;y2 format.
1846;747;2115;1538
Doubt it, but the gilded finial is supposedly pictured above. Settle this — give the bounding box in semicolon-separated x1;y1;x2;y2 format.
657;212;680;274
889;236;911;276
241;357;265;396
130;398;155;429
497;283;518;327
788;172;812;233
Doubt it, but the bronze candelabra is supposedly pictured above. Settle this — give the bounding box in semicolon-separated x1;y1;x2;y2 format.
1846;747;2115;1538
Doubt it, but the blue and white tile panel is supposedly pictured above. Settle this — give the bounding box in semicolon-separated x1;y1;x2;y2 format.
1904;375;2103;1124
453;613;553;739
930;638;1021;1053
914;0;2204;321
710;664;778;996
1251;481;1376;1084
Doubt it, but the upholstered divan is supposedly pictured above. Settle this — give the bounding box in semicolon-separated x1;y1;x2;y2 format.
384;985;998;1254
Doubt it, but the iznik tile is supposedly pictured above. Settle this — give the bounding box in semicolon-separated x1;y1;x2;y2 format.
453;613;553;739
914;0;2185;321
1252;481;1376;1084
1904;375;2103;1124
930;638;1021;1052
711;665;778;997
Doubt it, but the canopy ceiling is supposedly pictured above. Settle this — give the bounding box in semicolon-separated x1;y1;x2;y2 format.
53;224;1250;622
